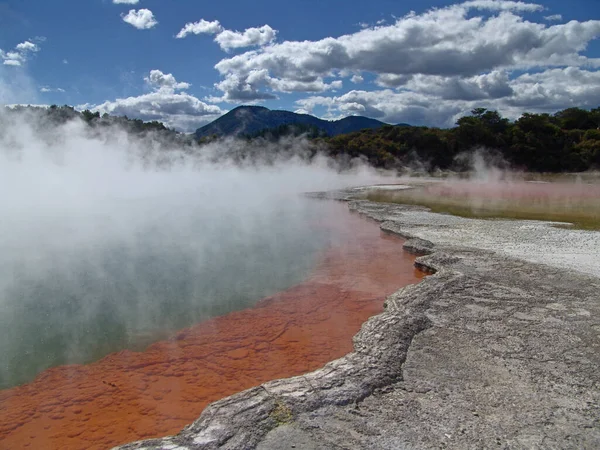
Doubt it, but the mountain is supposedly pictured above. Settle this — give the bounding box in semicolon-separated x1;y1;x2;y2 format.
194;106;394;139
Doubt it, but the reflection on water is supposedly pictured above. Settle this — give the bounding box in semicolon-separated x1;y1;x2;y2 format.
0;197;331;389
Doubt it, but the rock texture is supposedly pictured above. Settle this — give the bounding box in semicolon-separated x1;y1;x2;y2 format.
118;199;600;450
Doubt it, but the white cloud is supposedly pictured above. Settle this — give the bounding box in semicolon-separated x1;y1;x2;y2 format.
1;41;41;66
506;67;600;110
295;67;600;127
209;3;599;103
211;70;342;103
113;0;139;4
1;52;24;66
544;14;562;21
461;0;544;12
207;73;278;103
87;71;223;132
351;74;364;84
383;71;514;100
177;19;277;52
40;86;65;93
63;59;68;65
91;92;223;131
214;25;277;52
15;41;39;52
121;9;157;30
144;69;191;90
176;19;223;38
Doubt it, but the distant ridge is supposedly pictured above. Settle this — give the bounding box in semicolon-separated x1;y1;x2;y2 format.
194;106;404;139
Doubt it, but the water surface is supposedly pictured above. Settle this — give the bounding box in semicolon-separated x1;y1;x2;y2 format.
0;201;424;450
0;196;331;389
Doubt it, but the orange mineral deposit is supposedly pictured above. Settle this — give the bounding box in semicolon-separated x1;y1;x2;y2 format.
0;204;425;450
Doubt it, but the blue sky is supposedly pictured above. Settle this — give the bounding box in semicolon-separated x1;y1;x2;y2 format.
1;0;599;131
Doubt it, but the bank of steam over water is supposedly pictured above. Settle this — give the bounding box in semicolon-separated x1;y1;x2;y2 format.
0;110;385;389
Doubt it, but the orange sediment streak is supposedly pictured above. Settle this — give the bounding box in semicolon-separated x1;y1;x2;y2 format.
0;204;425;450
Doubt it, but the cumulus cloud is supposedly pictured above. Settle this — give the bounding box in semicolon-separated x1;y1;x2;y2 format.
1;40;40;66
113;0;139;3
296;89;453;125
90;92;223;131
1;54;23;66
381;71;514;100
461;0;544;12
15;41;39;52
214;25;277;52
295;67;600;127
207;73;278;103
544;14;562;21
40;86;65;93
209;2;599;102
176;19;277;51
211;71;342;103
144;69;191;90
506;67;600;109
176;19;224;38
17;0;594;130
87;70;223;131
121;9;157;30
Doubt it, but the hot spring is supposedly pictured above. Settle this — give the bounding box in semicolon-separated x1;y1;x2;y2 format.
0;194;336;389
0;113;424;449
364;174;600;231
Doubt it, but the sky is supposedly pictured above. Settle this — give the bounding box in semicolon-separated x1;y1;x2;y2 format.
0;0;599;132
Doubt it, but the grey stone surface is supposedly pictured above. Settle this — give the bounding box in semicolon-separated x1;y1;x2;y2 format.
116;198;600;450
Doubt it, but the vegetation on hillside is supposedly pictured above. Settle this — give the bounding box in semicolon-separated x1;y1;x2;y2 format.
3;104;600;173
242;123;329;140
194;105;386;139
1;105;192;145
320;107;600;172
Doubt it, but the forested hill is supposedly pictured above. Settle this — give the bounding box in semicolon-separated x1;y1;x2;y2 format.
321;108;600;172
194;105;391;139
3;105;599;172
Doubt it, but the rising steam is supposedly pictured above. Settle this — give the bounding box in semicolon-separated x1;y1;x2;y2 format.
0;109;389;388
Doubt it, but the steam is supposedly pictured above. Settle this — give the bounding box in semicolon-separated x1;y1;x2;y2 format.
452;149;514;182
0;109;389;388
440;149;598;201
366;147;600;236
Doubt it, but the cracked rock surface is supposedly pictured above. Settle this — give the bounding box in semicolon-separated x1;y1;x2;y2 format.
117;199;600;450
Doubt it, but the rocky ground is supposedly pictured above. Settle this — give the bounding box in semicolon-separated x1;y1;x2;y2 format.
117;195;600;450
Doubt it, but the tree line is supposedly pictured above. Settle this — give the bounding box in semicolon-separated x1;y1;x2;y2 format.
3;105;599;172
1;105;189;143
320;107;600;172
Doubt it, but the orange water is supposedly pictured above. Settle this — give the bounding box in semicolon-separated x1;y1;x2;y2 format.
0;203;424;449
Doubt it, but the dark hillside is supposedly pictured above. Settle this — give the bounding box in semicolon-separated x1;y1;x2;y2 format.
194;105;388;139
322;107;600;172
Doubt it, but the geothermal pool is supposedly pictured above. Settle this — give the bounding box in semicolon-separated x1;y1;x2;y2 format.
0;201;424;450
0;197;334;390
364;177;600;277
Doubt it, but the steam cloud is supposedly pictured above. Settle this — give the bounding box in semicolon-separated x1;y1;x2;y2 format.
0;109;388;388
